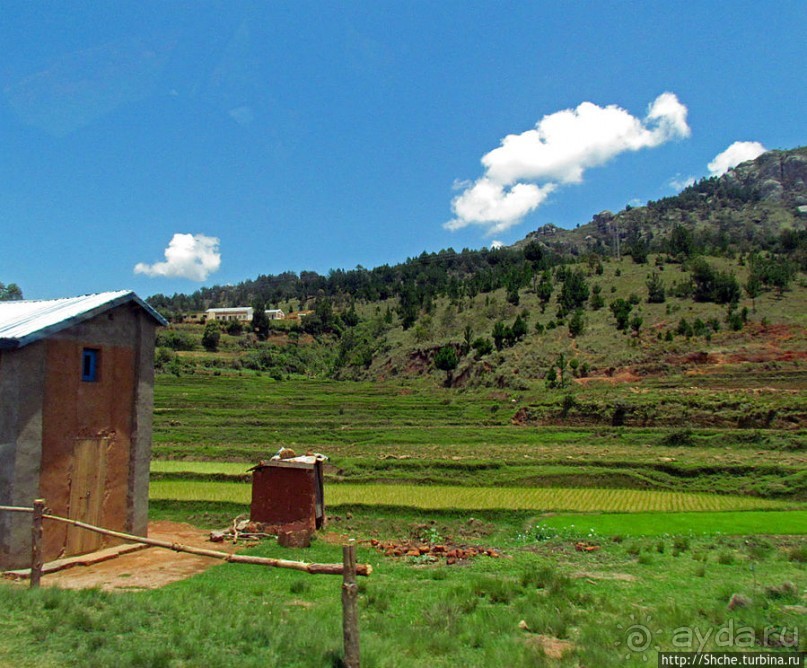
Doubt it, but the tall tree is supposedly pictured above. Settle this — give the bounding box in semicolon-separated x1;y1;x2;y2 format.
646;272;666;303
559;269;589;314
202;320;221;352
0;282;23;301
252;303;270;340
434;345;459;387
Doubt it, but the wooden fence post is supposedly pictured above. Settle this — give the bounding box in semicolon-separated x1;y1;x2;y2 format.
342;540;360;668
30;499;45;589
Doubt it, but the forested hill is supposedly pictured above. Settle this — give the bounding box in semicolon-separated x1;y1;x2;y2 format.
515;146;807;259
147;146;807;317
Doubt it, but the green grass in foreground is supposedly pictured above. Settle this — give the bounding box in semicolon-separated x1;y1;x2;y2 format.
149;480;795;512
538;510;807;536
2;518;805;667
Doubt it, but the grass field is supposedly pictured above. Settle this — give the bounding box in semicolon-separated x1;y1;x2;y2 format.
538;510;807;536
2;370;804;666
151;376;806;501
149;480;797;513
2;507;805;667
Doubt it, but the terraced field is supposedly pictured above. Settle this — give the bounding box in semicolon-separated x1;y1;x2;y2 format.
149;480;796;513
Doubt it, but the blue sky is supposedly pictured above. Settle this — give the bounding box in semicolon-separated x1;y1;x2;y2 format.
2;2;805;300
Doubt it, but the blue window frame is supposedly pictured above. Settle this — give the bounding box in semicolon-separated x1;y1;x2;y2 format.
81;349;99;382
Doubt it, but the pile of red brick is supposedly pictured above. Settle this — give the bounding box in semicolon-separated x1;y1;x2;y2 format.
368;538;501;565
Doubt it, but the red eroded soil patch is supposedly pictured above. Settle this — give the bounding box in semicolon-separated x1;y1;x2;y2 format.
669;349;807;367
40;521;237;591
368;538;501;565
574;368;642;385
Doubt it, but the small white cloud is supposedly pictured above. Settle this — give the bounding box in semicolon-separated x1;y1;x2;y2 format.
446;179;556;235
447;92;690;235
490;240;504;249
669;174;696;191
134;233;221;281
708;141;767;177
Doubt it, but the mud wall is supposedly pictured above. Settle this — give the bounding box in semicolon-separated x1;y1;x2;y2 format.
250;467;318;532
0;303;158;568
0;343;46;569
39;304;157;561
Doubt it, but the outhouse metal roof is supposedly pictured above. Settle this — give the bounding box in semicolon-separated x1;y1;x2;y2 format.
0;290;168;350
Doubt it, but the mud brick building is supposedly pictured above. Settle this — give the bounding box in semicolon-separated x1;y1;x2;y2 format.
0;291;166;569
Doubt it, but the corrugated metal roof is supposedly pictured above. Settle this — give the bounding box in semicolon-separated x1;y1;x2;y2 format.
205;307;253;313
0;290;168;350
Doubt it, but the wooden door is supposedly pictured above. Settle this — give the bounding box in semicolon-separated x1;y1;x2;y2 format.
66;438;108;555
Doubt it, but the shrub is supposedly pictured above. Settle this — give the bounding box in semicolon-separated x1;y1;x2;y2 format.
511;314;528;341
660;429;695;447
156;329;197;351
610;299;633;331
589;284;605;310
202;321;221;352
717;550;736;565
154;347;176;370
788;545;807;563
727;309;744;331
559;269;590;312
677;318;694;338
646;272;666;303
690;258;741;304
545;367;558;389
673;537;690;553
225;320;243;335
568;310;586;337
472;337;493;357
560;394;576;417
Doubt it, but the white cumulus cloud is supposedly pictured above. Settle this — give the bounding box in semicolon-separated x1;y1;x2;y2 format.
134;233;221;281
490;240;504;249
669;174;696;191
446;93;690;235
707;141;767;177
445;179;556;235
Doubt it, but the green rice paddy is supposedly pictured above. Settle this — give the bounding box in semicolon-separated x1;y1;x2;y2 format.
149;480;795;513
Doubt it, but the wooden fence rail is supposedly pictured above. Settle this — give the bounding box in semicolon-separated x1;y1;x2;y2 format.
0;501;368;667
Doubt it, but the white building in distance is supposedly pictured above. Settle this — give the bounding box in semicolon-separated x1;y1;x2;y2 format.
205;307;285;322
205;307;253;322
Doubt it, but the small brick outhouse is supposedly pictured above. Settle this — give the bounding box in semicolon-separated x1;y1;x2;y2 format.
249;454;326;533
0;291;166;569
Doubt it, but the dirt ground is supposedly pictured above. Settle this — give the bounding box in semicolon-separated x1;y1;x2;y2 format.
38;521;237;592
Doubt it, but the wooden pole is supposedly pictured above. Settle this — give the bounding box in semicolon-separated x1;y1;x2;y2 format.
29;499;45;589
342;541;360;668
0;505;372;577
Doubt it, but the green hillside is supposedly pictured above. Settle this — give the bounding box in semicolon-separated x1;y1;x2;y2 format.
148;148;806;432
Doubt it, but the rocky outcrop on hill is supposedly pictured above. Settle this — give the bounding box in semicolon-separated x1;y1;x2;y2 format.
722;148;807;206
515;146;807;257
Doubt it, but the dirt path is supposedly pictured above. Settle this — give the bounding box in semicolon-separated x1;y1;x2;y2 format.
41;521;237;592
